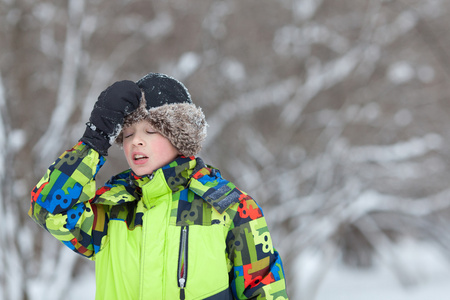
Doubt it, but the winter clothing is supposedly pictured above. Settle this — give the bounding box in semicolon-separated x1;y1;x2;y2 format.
81;80;142;156
137;72;192;108
115;73;207;157
29;142;288;299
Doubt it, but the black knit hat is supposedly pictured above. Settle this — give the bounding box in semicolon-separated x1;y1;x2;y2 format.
116;73;207;157
136;73;192;108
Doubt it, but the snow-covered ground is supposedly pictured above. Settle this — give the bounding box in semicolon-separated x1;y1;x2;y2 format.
317;261;450;300
69;270;95;300
294;239;450;300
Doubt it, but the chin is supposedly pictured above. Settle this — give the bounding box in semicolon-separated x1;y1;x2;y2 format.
131;167;154;176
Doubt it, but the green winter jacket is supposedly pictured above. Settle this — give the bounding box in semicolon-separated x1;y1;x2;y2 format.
30;142;288;299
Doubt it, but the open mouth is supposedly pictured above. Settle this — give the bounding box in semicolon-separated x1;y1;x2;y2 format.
134;154;148;161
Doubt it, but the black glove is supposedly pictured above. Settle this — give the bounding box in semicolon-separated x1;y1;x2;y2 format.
80;80;141;156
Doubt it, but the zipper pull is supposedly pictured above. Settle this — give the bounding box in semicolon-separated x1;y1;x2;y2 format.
179;278;185;288
179;278;186;300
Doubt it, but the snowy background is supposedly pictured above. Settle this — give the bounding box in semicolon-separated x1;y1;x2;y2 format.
2;0;450;299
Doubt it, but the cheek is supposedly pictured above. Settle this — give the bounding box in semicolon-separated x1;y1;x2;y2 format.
154;139;179;157
123;144;132;160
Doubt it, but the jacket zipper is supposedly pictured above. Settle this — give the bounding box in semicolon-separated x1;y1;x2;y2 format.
177;226;189;300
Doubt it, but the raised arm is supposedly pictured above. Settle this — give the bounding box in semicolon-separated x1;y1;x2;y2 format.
29;80;141;258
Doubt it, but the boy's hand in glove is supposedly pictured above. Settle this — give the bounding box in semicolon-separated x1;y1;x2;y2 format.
81;80;141;156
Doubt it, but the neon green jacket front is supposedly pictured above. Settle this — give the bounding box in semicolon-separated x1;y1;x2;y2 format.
30;142;288;299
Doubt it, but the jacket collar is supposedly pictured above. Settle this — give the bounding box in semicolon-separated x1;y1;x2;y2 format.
188;159;242;214
100;156;240;213
130;156;198;192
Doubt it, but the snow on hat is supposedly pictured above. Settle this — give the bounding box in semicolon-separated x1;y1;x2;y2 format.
137;72;192;107
116;73;207;157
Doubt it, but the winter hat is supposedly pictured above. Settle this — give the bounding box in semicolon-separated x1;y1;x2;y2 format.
116;73;207;157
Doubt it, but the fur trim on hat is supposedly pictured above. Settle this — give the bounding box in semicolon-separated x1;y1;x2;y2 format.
147;103;207;157
115;100;207;157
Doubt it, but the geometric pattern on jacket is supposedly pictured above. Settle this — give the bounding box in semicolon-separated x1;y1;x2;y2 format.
29;141;288;299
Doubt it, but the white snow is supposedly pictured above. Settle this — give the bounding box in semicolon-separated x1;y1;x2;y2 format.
220;58;246;83
292;0;323;21
349;134;443;163
177;52;201;79
315;240;450;300
387;61;415;84
8;129;26;152
69;271;96;300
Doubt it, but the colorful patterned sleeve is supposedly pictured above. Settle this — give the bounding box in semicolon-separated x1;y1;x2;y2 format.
227;194;289;299
29;141;109;259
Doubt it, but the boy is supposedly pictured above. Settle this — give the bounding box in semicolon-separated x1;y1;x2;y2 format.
30;73;288;299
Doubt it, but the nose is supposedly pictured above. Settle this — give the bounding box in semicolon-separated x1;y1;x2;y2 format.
132;132;145;146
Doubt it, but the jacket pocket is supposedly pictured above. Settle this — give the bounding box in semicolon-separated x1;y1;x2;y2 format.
180;225;229;300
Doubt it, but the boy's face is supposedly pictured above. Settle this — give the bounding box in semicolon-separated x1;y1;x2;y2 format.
122;120;179;176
